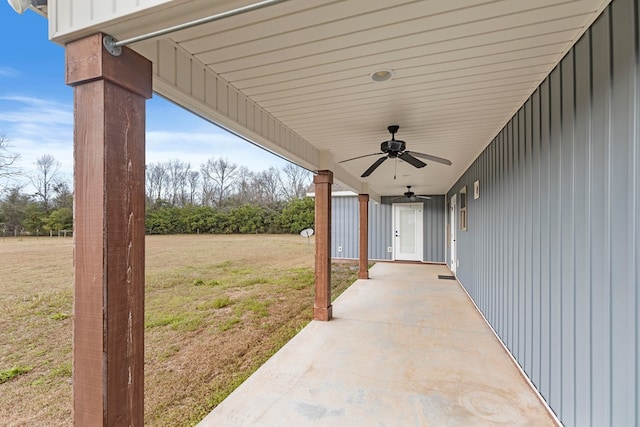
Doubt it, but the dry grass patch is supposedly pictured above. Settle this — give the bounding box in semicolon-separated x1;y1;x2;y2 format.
0;234;359;426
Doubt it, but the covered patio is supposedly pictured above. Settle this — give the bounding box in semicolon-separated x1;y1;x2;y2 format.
199;262;557;426
9;1;638;425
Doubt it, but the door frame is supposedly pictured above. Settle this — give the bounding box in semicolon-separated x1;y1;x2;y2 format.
449;194;457;274
392;203;424;261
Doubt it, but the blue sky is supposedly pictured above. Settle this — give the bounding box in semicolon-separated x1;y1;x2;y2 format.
0;4;287;190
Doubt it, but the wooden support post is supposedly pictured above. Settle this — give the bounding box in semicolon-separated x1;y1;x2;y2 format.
314;170;333;321
66;33;152;426
358;194;369;279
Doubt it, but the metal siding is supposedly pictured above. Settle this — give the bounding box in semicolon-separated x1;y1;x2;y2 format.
446;1;639;424
331;196;444;262
531;87;541;387
548;66;562;410
559;49;577;426
589;11;611;425
370;199;392;261
331;196;358;259
610;1;638;424
539;78;551;401
423;195;446;263
573;32;592;427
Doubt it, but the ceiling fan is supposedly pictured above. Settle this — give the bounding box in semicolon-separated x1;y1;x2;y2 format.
339;125;452;178
393;186;431;202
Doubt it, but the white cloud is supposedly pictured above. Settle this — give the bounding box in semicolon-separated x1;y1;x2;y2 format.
0;66;20;78
0;95;287;192
0;95;74;191
145;130;288;171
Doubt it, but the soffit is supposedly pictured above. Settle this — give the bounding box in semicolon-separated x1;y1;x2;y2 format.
87;0;611;196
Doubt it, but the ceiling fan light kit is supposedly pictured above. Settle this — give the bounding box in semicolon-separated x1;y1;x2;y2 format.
393;186;431;202
339;125;453;178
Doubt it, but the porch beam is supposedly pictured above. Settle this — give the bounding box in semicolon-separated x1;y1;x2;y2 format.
358;194;369;279
66;33;152;426
313;170;333;321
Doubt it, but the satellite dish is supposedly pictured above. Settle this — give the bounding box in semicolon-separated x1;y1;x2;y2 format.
300;228;314;237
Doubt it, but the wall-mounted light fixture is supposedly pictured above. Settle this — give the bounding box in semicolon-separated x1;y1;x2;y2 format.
7;0;47;15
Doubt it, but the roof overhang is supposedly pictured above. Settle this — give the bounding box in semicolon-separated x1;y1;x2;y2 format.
47;0;611;199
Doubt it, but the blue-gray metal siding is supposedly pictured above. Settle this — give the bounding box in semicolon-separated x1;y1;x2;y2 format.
447;1;639;425
331;196;359;260
331;195;445;262
422;195;446;263
368;198;392;261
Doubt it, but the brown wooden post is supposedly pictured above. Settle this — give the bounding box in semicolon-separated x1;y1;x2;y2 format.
358;194;369;279
314;170;333;321
66;33;151;426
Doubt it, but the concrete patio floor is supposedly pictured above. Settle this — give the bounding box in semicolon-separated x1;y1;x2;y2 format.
198;262;558;426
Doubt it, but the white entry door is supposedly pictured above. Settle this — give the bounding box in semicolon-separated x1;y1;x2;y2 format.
450;194;457;274
393;203;423;261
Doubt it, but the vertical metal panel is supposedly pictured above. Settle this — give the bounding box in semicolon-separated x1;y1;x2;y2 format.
446;1;639;425
517;106;526;363
559;49;577;426
423;195;445;262
539;78;551;400
589;10;611;425
369;199;392;260
531;87;541;386
331;195;445;262
331;196;358;259
573;32;592;427
548;66;562;410
609;1;638;424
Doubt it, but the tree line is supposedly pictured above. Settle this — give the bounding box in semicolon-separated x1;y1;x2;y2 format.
0;134;315;236
144;157;314;234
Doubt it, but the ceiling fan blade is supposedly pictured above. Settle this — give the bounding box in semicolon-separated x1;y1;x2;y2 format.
361;156;387;177
417;195;432;200
405;151;452;166
398;152;426;168
338;153;382;163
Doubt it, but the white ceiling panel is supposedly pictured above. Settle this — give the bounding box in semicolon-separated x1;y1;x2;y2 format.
101;0;610;196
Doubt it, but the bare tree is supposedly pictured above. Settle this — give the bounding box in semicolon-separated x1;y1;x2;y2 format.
233;166;254;204
280;163;311;200
252;167;282;205
0;134;21;189
52;180;73;210
200;158;238;207
187;170;200;205
167;159;189;206
32;154;60;213
146;162;168;204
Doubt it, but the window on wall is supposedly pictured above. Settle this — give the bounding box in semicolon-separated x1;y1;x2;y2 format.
459;186;467;231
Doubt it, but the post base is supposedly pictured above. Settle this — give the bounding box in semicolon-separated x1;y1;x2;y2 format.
314;305;333;321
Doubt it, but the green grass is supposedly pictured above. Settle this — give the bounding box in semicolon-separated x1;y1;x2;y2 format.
0;366;33;384
48;362;72;379
218;317;241;332
49;313;70;321
211;296;231;309
146;313;205;331
193;278;223;287
1;235;361;426
235;297;270;317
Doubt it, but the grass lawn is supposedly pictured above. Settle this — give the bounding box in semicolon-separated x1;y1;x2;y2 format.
0;234;359;426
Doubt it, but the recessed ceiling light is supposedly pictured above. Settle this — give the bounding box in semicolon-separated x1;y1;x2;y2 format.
370;69;395;82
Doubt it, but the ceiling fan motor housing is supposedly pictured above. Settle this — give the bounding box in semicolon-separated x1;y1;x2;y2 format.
381;139;406;155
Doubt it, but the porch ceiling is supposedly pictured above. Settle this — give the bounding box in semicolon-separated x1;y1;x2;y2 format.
55;0;610;196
